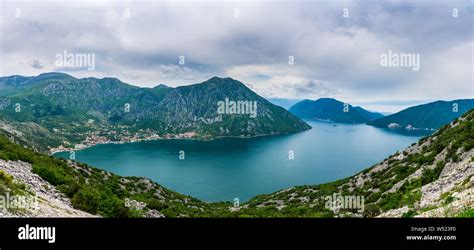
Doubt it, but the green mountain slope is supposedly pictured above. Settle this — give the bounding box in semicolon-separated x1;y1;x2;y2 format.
140;77;311;137
0;134;214;217
0;73;310;151
232;109;474;217
367;99;474;131
288;98;383;123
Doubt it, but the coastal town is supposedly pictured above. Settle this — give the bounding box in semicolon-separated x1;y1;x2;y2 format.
49;125;197;154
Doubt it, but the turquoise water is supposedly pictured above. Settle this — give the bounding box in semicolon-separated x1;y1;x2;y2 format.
55;121;425;202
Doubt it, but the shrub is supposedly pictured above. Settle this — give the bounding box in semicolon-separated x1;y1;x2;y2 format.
420;161;444;185
402;210;417;218
32;164;73;186
457;209;474;218
363;203;381;218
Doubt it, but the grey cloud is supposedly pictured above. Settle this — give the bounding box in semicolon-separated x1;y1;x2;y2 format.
0;0;472;111
293;80;340;98
31;59;44;69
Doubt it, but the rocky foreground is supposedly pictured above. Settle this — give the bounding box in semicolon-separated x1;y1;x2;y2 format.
0;159;95;217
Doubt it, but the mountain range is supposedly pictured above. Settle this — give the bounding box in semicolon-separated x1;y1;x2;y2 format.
288;97;474;133
367;99;474;131
288;98;384;123
0;73;310;150
1;73;472;152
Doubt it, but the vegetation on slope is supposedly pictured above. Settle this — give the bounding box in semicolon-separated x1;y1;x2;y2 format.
0;135;215;217
289;98;383;123
0;169;31;215
0;169;29;198
231;109;474;217
0;107;472;218
0;73;310;152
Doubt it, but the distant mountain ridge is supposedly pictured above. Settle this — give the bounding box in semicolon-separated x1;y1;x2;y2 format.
367;99;474;131
267;98;302;110
353;106;385;121
288;98;384;123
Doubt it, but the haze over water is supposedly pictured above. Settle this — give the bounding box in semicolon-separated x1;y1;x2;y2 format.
55;121;425;202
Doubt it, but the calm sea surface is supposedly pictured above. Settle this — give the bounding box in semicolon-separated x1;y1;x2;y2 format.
55;121;425;202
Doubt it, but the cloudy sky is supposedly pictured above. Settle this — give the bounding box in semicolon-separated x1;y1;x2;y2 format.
0;0;472;112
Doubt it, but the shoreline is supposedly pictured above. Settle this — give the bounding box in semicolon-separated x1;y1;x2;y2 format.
49;130;309;155
49;122;432;156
